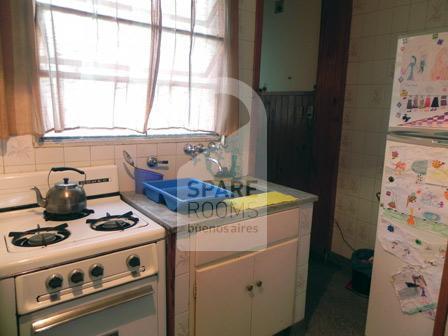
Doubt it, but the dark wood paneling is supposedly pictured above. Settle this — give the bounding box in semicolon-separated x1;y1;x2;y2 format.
310;0;352;255
262;91;315;192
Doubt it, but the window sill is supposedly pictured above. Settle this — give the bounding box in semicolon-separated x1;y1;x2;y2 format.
34;133;220;148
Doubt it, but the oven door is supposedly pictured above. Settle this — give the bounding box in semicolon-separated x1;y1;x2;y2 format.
19;277;159;336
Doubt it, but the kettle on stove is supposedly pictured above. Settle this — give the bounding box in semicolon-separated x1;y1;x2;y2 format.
32;167;87;215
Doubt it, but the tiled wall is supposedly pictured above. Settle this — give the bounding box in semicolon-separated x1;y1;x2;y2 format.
0;135;216;191
0;0;256;199
333;0;448;258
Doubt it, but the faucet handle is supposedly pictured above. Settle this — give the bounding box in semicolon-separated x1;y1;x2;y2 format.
147;156;169;168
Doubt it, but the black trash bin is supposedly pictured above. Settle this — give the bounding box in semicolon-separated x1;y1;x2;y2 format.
351;249;374;296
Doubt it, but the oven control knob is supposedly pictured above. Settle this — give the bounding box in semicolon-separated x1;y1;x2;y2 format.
69;269;84;285
127;255;141;270
46;274;63;291
90;264;104;279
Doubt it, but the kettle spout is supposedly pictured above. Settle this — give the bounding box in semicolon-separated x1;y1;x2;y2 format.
31;187;47;208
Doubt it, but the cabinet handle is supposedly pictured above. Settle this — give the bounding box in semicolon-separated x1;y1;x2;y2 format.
246;284;254;292
256;280;263;287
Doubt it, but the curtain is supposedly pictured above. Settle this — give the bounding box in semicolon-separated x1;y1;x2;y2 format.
147;0;239;135
37;0;163;133
36;0;239;135
0;0;44;139
215;0;239;135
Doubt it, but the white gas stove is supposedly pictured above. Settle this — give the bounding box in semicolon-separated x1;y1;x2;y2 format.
0;165;166;336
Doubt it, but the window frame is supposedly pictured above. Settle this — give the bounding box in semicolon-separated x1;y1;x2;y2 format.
37;1;226;142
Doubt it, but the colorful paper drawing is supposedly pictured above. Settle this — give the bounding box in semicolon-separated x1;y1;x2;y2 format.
378;217;446;268
401;111;448;128
383;208;448;237
426;160;448;187
391;266;437;315
382;143;448;224
389;33;448;128
431;47;448;80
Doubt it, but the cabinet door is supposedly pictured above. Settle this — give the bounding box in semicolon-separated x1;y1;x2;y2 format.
195;254;254;336
252;239;298;336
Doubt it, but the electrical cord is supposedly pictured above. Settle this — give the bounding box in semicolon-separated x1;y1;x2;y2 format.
335;219;355;252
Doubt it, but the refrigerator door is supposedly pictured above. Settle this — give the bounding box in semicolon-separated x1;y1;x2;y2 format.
382;136;448;232
389;33;448;133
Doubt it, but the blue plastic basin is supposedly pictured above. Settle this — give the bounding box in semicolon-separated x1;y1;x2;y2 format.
143;178;233;212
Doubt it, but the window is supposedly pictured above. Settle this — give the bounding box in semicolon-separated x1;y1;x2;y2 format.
36;0;229;138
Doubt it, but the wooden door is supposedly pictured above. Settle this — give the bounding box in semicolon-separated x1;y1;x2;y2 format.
195;255;254;336
251;239;298;336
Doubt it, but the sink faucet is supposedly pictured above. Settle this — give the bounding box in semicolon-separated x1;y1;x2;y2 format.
207;157;224;176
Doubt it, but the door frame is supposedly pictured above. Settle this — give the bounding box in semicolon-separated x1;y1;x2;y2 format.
252;0;353;255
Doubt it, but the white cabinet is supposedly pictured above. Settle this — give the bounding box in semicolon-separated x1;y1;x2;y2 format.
195;239;298;336
195;253;253;336
252;239;297;336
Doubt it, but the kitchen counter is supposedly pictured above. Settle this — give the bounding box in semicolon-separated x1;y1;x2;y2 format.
121;177;318;233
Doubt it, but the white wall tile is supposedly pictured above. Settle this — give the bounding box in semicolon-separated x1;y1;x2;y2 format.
175;249;190;276
296;265;308;294
174;311;189;336
391;5;410;32
137;144;157;158
239;9;256;42
176;155;191;173
350;15;364;38
240;68;254;87
35;147;64;164
298;204;313;236
425;0;445;28
157;143;177;156
4;135;35;166
239;0;256;12
175;273;189;315
239;40;255;71
91;145;115;161
36;162;64;172
158;155;177;179
4;164;36;174
91;159;115;166
297;234;311;267
293;292;306;323
408;1;428;31
64;146;90;163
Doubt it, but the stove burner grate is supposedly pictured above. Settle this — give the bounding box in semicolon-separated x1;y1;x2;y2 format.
9;223;71;247
44;209;94;222
87;211;139;231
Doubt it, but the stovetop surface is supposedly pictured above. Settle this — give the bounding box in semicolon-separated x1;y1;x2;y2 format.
0;196;165;278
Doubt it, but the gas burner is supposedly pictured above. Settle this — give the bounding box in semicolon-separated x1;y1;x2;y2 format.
8;224;70;247
44;209;95;221
87;211;139;231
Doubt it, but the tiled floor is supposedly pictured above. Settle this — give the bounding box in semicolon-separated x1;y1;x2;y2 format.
277;254;369;336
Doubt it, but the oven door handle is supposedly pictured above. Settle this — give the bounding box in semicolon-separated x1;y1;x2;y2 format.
31;284;154;334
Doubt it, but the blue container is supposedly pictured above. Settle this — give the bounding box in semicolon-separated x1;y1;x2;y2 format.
143;178;233;212
134;168;163;194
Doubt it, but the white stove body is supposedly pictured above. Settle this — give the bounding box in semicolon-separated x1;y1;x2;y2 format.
0;165;166;336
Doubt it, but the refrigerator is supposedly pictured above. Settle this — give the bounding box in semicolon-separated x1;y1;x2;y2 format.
366;32;448;336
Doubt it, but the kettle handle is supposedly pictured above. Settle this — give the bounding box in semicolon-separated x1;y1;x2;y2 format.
50;167;85;175
48;167;87;189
